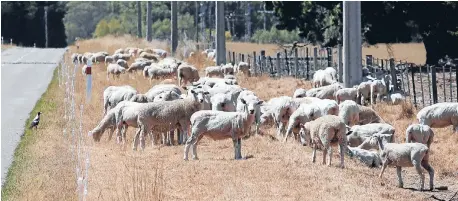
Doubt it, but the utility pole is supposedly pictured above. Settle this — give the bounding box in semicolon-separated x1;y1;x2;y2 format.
343;1;362;87
137;1;142;38
195;2;199;50
44;5;48;48
208;2;213;49
215;1;226;65
171;1;178;56
263;3;267;30
146;1;152;41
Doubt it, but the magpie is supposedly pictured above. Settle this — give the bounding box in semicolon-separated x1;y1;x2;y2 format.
29;112;41;129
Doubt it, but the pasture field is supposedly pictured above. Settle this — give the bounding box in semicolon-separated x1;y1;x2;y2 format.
2;35;457;201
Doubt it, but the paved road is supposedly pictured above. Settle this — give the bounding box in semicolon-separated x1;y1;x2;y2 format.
1;47;66;185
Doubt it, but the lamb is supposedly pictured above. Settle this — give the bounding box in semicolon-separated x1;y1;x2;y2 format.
346;123;395;147
313;69;337;88
370;80;388;105
103;85;137;115
405;124;435;148
374;135;434;191
283;99;339;143
106;63;126;79
346;146;382;168
357;105;386;125
236;61;251;77
134;88;209;150
335;87;358;104
183;98;263;160
293;88;307;98
357;81;372;105
221;63;235;75
324;67;337;81
205;66;224;77
116;59;128;68
339;100;360;127
299;115;347;168
315;83;342;100
177;64;200;87
388;93;405;105
210;93;236;112
416;102;458;133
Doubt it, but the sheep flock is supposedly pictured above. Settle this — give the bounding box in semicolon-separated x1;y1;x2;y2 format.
72;45;458;194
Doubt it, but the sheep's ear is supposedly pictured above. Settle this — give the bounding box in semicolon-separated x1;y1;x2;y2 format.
240;98;247;105
345;125;352;130
190;90;196;94
203;91;210;95
346;130;353;136
182;86;188;90
197;85;203;88
257;100;264;105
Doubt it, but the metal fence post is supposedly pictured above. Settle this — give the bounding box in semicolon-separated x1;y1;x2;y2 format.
431;65;438;103
284;49;290;76
313;47;318;71
410;64;417;108
260;50;266;75
252;51;257;76
276;52;281;77
228;51;232;65
306;48;310;80
294;48;299;78
389;59;397;93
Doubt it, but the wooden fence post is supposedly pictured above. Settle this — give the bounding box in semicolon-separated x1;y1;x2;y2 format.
232;52;236;65
431;65;438;103
268;56;274;77
410;64;417;108
276;52;281;77
242;54;245;62
260;50;266;75
389;58;397;92
366;55;373;68
313;47;318;71
306;48;310;80
294;48;299;78
284;49;290;76
228;51;232;65
252;51;257;76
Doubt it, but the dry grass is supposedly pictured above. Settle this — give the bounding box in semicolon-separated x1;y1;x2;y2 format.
227;42;426;65
5;36;457;201
1;44;15;51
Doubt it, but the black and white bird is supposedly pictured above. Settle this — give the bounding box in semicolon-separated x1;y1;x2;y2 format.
29;112;41;129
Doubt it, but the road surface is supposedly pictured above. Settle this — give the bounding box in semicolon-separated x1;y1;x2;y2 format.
1;47;66;185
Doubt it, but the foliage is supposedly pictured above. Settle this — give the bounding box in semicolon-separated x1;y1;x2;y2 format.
251;27;300;44
225;31;232;41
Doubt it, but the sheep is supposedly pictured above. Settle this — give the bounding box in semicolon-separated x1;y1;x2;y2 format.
370;80;388;105
152;49;168;58
105;56;115;64
339;100;360;127
106;63;126;79
139;52;159;61
177;64;200;87
114;48;124;55
91;52;107;63
346;123;395;147
221;63;235;75
236;61;251;77
224;74;237;80
116;59;128;68
205;66;224;77
335;87;358;104
293;88;307;98
236;90;263;135
405;124;435;148
129;94;149;103
357;105;386;125
152;90;181;102
315;83;342;100
416;102;458;133
300;115;347;168
210;93;236;112
324;67;337;81
283;99;339;143
88;107;117;142
388;93;405;105
183;98;263;160
259;96;296;137
103;85;137;115
313;69;336;88
374;135;434;191
346;146;382;168
357;81;372;105
134;88;210;150
143;64;177;81
305;87;323;97
194;77;238;88
127;61;149;73
117;53;132;61
144;84;182;102
357;133;395;150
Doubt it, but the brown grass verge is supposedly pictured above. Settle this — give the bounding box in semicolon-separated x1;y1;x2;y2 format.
5;36;457;201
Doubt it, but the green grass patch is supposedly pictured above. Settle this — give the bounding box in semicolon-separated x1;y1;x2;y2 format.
1;66;60;200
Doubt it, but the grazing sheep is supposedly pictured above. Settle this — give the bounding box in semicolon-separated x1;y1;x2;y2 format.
221;63;235;75
306;87;323;97
139;52;159;61
116;59;128;68
300;115;347;168
293;88;307;98
105;56;115;64
357;105;385;125
143;64;177;80
406;124;435;148
88;107;117;142
224;74;237;80
178;64;200;87
315;83;342;100
388;93;405;105
339;100;360;127
335;87;358;104
313;69;337;88
183;98;263;160
370;80;388;105
134;88;209;150
374;135;434;191
205;66;224;77
284;99;339;143
117;53;132;61
236;62;251;77
103;85;137;115
346;146;382;168
106;63;126;79
357;81;372;105
324;67;337;81
346;123;395;147
416;102;458;133
127;61;148;73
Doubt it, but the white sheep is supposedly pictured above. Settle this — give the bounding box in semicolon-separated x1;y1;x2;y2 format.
224;74;237;80
370;80;388;105
300;115;347;168
346;146;381;168
106;63;126;79
143;64;177;81
127;61;149;74
374;135;434;191
210;93;236;112
144;84;182;102
335;87;358;104
293;88;307;98
357;133;395;150
177;64;200;87
236;61;251;77
405;124;435;148
105;56;115;64
236;90;263;135
416;102;458;133
259;96;296;137
205;66;224;77
387;93;405;105
305;87;323;97
313;69;336;88
139;52;159;61
315;83;342;100
152;48;168;58
339;100;360;127
346;123;395;147
116;59;128;68
357;105;386;125
183;98;263;160
357;81;372;105
103;85;137;115
324;67;337;81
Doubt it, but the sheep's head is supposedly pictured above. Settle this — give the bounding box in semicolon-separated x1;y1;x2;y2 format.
187;87;209;103
299;123;311;145
130;94;148;103
88;130;102;142
240;98;264;115
154;91;180;102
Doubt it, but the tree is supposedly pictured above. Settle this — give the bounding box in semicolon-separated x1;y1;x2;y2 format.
137;1;142;37
93;19;110;38
146;1;152;41
271;1;458;64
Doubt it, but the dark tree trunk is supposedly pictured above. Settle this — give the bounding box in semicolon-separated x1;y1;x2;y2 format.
423;32;458;65
137;1;142;38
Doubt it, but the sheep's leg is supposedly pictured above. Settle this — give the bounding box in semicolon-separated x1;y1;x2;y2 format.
232;138;242;160
107;127;114;142
322;147;328;166
312;143;317;163
396;166;404;188
339;143;346;168
192;135;204;160
139;125;147;151
379;162;388;186
132;127;141;151
413;160;425;191
277;122;284;137
421;160;434;191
